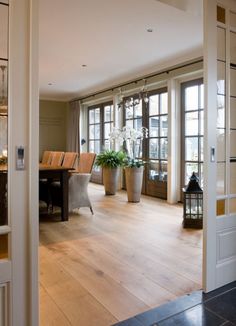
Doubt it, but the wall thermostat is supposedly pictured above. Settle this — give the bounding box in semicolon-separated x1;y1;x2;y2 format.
16;146;25;170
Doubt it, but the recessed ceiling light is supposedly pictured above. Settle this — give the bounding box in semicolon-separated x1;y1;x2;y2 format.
48;83;53;86
147;28;153;33
82;64;87;67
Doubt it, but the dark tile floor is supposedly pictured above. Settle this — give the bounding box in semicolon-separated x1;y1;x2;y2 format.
113;281;236;326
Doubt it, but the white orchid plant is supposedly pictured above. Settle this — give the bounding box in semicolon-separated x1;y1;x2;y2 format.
109;126;148;167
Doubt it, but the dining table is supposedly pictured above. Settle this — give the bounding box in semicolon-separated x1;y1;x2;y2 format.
39;164;73;221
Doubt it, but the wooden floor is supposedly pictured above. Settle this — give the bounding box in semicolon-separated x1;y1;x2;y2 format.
39;183;202;326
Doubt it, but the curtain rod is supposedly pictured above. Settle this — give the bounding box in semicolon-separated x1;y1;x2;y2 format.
71;57;203;103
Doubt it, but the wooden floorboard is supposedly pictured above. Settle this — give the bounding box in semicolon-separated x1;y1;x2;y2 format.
40;183;202;325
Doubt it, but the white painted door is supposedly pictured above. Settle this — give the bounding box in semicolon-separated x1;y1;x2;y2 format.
203;0;236;292
0;0;39;325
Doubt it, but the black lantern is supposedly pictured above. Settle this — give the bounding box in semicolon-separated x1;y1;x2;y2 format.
183;172;203;229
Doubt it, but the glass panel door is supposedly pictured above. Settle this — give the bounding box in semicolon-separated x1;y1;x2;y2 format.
123;88;168;199
88;102;114;183
146;89;168;198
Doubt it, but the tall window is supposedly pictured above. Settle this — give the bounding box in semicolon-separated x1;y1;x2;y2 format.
88;107;101;154
148;90;168;183
88;102;114;183
182;79;204;188
123;88;168;199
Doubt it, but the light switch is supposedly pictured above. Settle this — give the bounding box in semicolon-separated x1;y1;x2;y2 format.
16;146;25;170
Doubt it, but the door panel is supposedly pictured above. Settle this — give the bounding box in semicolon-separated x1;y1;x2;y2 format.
204;0;236;292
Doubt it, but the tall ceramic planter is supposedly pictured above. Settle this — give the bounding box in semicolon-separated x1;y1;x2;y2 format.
125;166;144;202
103;167;120;195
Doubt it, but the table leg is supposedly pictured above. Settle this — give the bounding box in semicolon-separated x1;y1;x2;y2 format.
60;170;69;221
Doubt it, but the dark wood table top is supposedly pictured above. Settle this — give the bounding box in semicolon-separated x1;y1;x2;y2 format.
39;164;73;171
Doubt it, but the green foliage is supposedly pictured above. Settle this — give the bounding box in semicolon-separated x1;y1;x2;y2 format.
95;150;126;168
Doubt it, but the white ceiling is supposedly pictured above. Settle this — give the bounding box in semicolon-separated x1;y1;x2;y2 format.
39;0;203;101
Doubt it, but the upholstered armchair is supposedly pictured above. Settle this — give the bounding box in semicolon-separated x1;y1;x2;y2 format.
50;153;96;214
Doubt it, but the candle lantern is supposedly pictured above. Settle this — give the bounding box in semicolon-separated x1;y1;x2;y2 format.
183;172;203;229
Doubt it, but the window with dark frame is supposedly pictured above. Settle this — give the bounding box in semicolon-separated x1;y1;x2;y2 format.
88;102;114;183
181;79;204;189
123;87;168;199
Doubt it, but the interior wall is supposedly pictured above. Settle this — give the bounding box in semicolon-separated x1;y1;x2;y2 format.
39;100;68;159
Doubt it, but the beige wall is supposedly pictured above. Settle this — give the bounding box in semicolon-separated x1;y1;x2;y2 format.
39;100;68;159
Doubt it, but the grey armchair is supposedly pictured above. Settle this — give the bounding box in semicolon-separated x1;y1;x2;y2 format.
51;153;96;214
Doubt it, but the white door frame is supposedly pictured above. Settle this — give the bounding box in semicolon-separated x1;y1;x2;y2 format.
0;0;39;325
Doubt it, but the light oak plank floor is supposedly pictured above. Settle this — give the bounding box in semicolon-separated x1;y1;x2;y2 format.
39;183;202;326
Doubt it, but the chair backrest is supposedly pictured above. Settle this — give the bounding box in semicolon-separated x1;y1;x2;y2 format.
77;153;96;173
62;152;78;168
41;151;53;165
50;151;64;166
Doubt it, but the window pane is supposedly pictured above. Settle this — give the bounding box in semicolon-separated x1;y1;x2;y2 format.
89;141;95;153
94;124;100;139
134;118;142;131
160;116;168;137
229;198;236;214
149;139;159;159
185;111;198;136
94;140;100;154
104;139;111;150
89;110;94;124
185;137;198;161
0;4;8;59
185;86;198;111
95;108;100;123
126;119;133;129
104;123;111;139
230;162;236;194
217;95;225;128
160;138;168;159
217;129;225;161
160;93;168;114
217;61;225;95
126;107;133;119
149;94;159;116
134;103;142;118
217;163;225;195
149;160;159;180
89;125;94;139
231;130;236;158
149;117;159;137
104;106;111;122
160;161;168;181
185;163;198;185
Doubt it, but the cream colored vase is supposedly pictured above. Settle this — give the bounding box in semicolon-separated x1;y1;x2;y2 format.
125;166;144;202
103;167;120;195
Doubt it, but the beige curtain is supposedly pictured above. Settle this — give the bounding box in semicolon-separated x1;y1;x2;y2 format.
67;100;80;154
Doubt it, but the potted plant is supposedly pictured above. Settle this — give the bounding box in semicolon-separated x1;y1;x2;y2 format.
109;126;148;202
95;150;126;195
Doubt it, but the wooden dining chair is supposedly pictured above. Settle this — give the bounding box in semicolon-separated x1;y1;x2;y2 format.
41;150;53;165
51;153;96;214
50;151;64;166
62;152;78;168
39;151;64;210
